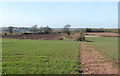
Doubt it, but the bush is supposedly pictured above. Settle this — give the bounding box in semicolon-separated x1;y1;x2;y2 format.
71;33;85;41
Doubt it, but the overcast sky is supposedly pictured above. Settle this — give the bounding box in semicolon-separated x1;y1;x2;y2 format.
1;2;118;28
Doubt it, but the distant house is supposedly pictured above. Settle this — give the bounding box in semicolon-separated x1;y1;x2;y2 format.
13;27;30;32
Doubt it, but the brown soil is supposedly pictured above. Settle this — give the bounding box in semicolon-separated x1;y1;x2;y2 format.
85;32;119;37
2;34;61;40
79;42;118;74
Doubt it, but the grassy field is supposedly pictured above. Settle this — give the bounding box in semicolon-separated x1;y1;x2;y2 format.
85;37;118;60
2;39;80;74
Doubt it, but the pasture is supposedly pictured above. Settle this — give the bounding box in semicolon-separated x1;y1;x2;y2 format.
85;37;118;60
2;39;80;74
2;35;119;74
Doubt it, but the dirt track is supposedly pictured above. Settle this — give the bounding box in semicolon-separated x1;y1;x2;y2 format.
79;42;118;74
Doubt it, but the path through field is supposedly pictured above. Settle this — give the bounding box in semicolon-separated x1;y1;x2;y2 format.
79;42;118;74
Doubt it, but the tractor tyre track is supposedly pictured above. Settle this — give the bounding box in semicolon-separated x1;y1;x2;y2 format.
79;42;118;74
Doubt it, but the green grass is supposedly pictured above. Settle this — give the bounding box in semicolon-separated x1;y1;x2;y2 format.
61;36;67;40
2;39;80;74
85;37;118;59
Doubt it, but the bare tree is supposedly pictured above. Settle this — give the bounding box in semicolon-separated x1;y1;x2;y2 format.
43;26;52;34
8;26;14;35
31;25;37;33
40;26;43;34
63;24;71;35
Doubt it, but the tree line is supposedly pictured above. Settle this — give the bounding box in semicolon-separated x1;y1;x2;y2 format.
6;25;52;35
30;25;52;34
4;24;86;41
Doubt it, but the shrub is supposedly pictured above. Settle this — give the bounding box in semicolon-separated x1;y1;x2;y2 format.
71;33;85;41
